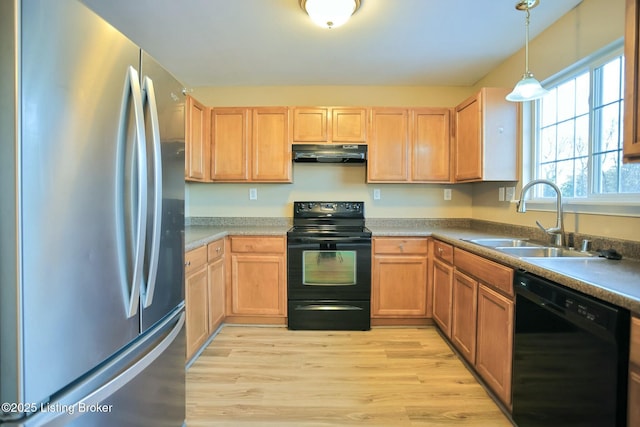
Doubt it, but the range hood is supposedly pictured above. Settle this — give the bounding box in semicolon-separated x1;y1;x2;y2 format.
292;144;367;163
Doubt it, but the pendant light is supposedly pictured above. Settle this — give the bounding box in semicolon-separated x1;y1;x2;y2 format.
506;0;549;102
300;0;361;29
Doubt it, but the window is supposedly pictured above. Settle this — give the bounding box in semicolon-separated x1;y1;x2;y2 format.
532;41;640;207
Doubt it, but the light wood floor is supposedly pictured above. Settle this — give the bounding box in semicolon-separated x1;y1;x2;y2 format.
186;325;514;426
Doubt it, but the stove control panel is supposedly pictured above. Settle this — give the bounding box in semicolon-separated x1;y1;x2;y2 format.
294;201;364;218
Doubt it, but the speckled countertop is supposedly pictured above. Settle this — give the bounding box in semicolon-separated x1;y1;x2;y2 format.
185;218;640;314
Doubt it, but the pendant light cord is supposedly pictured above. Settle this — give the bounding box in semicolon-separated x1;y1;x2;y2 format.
524;8;531;75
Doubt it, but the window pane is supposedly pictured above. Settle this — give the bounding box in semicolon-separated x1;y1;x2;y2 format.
621;162;640;193
557;79;576;122
574;156;588;197
594;152;619;193
541;89;557;127
594;103;621;153
575;114;589;157
575;72;590;116
556;159;576;197
557;120;575;160
540;125;557;162
600;57;622;105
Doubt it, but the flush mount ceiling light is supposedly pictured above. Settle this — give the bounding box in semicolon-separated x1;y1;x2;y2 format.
300;0;361;29
506;0;550;102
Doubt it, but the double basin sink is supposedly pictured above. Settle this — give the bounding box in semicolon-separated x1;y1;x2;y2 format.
464;238;596;259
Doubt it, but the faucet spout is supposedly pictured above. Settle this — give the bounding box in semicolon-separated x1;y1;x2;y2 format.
515;179;565;246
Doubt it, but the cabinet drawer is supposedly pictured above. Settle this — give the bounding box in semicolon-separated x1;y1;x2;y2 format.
374;238;428;255
231;236;285;253
185;245;207;274
434;240;454;264
631;317;640;366
454;248;513;296
208;238;225;261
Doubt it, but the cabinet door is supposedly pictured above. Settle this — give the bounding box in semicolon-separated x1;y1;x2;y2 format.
207;257;225;333
292;107;328;142
432;258;453;337
629;316;640;425
454;95;482;181
230;253;286;316
372;255;427;317
185;96;209;181
476;284;514;407
185;265;208;360
252;108;292;182
451;270;478;364
624;0;640;162
210;108;250;181
412;108;451;182
332;108;367;142
368;108;409;182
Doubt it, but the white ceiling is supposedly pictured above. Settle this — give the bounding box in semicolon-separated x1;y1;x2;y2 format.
81;0;582;88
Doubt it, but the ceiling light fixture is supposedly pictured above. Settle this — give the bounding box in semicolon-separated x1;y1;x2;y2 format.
300;0;361;29
506;0;549;102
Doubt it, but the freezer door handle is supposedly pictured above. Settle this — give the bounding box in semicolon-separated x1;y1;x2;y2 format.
140;75;163;309
116;66;147;318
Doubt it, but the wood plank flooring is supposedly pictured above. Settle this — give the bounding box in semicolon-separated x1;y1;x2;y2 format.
186;325;514;426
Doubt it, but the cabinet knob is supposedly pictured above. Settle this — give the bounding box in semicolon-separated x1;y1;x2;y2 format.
438;247;444;255
216;247;221;253
185;261;191;266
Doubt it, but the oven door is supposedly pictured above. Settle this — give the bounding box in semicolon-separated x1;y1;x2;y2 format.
287;235;371;301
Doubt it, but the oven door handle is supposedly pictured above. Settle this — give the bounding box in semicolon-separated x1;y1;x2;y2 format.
294;304;364;311
288;236;371;244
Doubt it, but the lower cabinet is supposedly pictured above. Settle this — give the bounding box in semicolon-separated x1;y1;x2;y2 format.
432;241;454;337
476;284;513;407
629;316;640;426
451;270;478;364
228;236;287;321
185;245;210;360
431;242;514;407
372;237;429;320
185;238;226;361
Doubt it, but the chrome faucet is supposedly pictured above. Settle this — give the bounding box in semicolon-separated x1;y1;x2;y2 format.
516;179;565;246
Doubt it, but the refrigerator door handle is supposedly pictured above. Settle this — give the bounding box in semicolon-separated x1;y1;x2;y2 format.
116;66;147;319
141;75;163;309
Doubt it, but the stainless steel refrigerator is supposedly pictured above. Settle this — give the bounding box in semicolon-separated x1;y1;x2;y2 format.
0;0;186;425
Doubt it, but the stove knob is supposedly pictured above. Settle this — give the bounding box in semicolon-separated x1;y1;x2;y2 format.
307;203;314;210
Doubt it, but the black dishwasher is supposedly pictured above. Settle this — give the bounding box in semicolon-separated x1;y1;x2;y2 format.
512;271;630;427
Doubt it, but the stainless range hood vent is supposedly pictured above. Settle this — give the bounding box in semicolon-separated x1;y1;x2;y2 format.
292;144;367;163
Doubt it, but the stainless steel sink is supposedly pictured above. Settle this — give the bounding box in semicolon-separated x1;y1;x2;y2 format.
496;246;595;258
465;238;544;248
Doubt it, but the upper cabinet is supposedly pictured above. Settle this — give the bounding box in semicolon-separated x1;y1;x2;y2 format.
185;96;209;182
292;107;367;144
368;108;452;183
454;88;518;182
210;107;291;183
624;0;640;162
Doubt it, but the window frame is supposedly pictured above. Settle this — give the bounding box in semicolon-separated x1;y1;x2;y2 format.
524;38;640;217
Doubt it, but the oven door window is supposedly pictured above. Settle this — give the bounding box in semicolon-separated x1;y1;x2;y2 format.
302;250;356;286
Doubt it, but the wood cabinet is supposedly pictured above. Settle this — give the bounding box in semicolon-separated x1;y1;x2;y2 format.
372;237;428;319
432;240;454;337
454;87;517;182
207;239;226;333
624;0;640;162
452;247;514;407
185;238;227;361
185;95;209;181
411;108;452;182
210;107;291;182
451;269;478;364
476;284;513;407
228;236;287;321
185;245;209;359
629;316;640;425
368;108;452;183
292;107;367;143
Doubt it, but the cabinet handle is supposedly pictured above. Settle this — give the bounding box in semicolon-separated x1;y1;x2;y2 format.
185;261;191;266
438;247;444;255
216;247;221;253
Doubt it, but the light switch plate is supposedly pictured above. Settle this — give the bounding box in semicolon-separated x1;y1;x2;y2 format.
505;187;515;201
444;189;452;201
499;187;505;202
373;188;381;200
249;188;257;200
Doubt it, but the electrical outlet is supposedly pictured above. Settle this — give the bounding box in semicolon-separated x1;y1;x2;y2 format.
373;188;381;200
249;188;257;200
505;187;516;201
444;189;452;201
499;187;505;202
